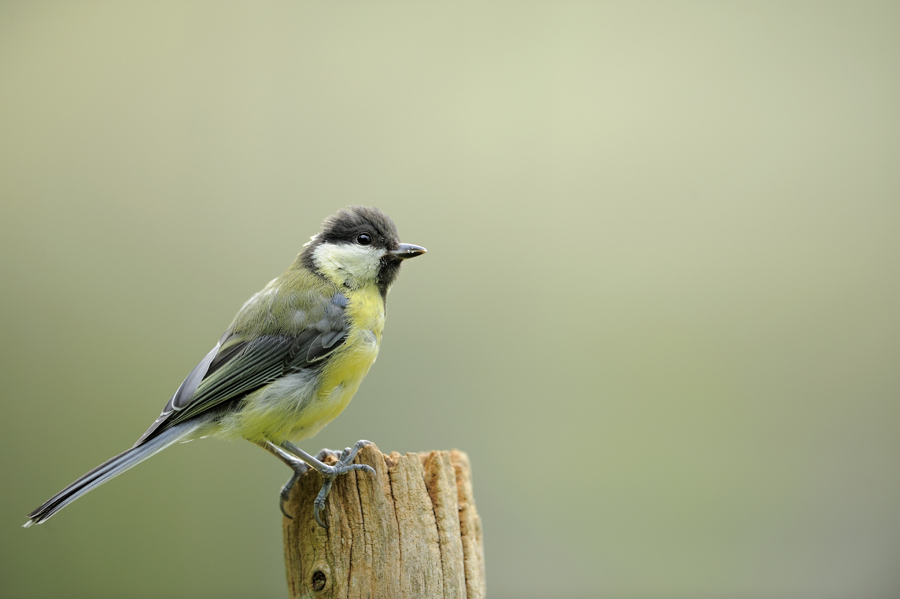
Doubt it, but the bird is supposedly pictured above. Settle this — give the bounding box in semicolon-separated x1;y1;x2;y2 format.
24;205;425;529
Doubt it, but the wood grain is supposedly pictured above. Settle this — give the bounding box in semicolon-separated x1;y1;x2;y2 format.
282;444;484;599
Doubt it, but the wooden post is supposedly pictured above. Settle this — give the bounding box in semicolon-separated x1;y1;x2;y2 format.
282;444;485;599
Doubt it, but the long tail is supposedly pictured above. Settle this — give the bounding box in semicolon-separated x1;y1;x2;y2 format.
24;421;200;527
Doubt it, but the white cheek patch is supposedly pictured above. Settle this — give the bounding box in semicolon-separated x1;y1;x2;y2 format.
313;243;386;287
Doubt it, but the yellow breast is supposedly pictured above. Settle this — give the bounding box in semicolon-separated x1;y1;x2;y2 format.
288;284;385;440
214;283;385;444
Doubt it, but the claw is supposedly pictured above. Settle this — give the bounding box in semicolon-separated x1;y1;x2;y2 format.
279;471;300;519
313;478;334;528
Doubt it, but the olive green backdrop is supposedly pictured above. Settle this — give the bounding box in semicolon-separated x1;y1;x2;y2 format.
2;2;898;598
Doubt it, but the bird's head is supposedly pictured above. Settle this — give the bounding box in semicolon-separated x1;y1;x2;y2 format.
301;206;426;296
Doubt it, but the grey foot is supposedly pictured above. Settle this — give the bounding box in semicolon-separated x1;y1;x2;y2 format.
299;440;375;528
269;439;375;528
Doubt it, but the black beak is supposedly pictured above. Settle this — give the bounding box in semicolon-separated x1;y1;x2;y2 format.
389;243;427;260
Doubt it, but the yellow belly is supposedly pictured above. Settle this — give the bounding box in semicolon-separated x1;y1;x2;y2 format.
217;284;385;443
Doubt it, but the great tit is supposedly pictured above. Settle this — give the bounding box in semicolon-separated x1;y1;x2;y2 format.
25;205;425;529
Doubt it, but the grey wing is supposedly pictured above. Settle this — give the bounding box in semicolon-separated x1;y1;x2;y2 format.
133;292;349;446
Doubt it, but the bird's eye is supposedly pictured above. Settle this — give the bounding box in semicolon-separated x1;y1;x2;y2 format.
356;233;372;246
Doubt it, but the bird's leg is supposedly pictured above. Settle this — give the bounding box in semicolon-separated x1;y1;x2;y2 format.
255;441;311;519
257;439;375;528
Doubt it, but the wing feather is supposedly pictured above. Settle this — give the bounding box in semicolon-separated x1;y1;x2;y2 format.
134;291;349;446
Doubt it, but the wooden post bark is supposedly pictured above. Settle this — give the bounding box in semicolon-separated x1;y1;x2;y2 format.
282;444;485;599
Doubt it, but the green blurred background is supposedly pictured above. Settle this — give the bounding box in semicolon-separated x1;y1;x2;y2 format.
2;2;899;598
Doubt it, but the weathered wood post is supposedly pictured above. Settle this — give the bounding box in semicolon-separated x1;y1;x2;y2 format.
282;444;485;599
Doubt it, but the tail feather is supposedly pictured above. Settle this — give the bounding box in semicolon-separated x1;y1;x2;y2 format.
24;421;200;527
